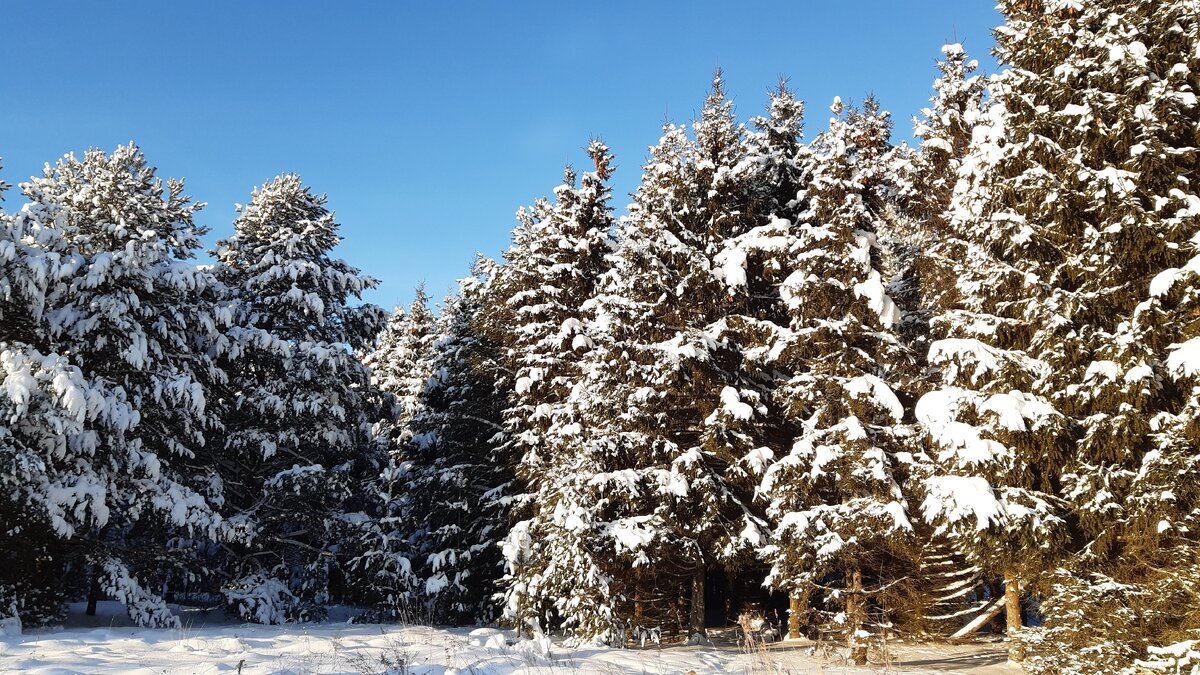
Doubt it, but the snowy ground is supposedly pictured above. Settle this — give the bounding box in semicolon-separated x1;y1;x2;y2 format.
0;602;1021;674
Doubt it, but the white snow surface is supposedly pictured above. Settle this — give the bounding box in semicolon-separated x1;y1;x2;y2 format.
0;602;1020;674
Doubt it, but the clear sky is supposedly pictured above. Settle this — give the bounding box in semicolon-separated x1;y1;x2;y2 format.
0;1;1001;311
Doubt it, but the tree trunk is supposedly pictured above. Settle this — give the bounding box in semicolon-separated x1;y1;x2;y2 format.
788;589;808;639
847;567;868;666
85;568;100;617
688;563;706;642
633;569;645;646
1004;572;1024;662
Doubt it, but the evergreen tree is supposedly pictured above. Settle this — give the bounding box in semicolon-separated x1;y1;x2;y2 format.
913;1;1200;670
557;73;776;642
367;285;437;447
0;159;93;627
395;262;511;624
900;43;988;243
1;145;229;627
961;1;1196;671
495;142;620;641
758;97;921;664
347;286;439;617
214;174;386;623
898;44;995;637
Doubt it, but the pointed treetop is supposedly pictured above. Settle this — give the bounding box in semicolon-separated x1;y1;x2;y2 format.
412;280;430;310
586;139;614;182
709;67;725;100
696;67;741;161
754;79;805;146
549;165;580;214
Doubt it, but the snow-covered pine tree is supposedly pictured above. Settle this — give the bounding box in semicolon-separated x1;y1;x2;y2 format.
758;97;922;664
395;261;511;624
930;1;1199;671
494;142;621;641
214;174;386;623
561;73;776;642
0;159;92;627
1;145;231;628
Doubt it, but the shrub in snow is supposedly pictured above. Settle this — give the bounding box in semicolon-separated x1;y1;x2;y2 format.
223;573;304;625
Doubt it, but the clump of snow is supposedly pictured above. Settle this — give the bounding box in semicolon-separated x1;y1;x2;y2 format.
844;374;904;421
853;271;900;327
921;475;1003;531
719;386;754;421
1138;639;1200;673
1166;337;1200;379
484;632;508;650
0;615;20;637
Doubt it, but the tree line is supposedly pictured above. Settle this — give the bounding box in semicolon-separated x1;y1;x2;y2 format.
1;1;1196;673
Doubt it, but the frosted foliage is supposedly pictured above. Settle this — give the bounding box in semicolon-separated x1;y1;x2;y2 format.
99;559;179;629
920;475;1002;531
0;145;234;626
224;574;301;625
214;172;385;621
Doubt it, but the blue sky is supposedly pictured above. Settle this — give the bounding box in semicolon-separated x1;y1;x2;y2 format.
0;1;1001;311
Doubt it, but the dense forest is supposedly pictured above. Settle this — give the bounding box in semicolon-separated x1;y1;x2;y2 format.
1;1;1197;673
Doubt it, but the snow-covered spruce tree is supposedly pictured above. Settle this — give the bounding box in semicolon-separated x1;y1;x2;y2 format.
757;97;923;664
494;142;621;641
893;44;997;636
912;1;1200;669
711;82;818;639
367;284;437;447
562;73;777;642
214;174;386;623
909;65;1075;667
900;43;988;245
900;43;990;346
393;261;511;625
347;285;438;617
0;145;231;628
931;1;1199;672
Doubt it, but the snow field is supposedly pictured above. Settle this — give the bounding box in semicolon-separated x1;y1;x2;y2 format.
0;603;1021;675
